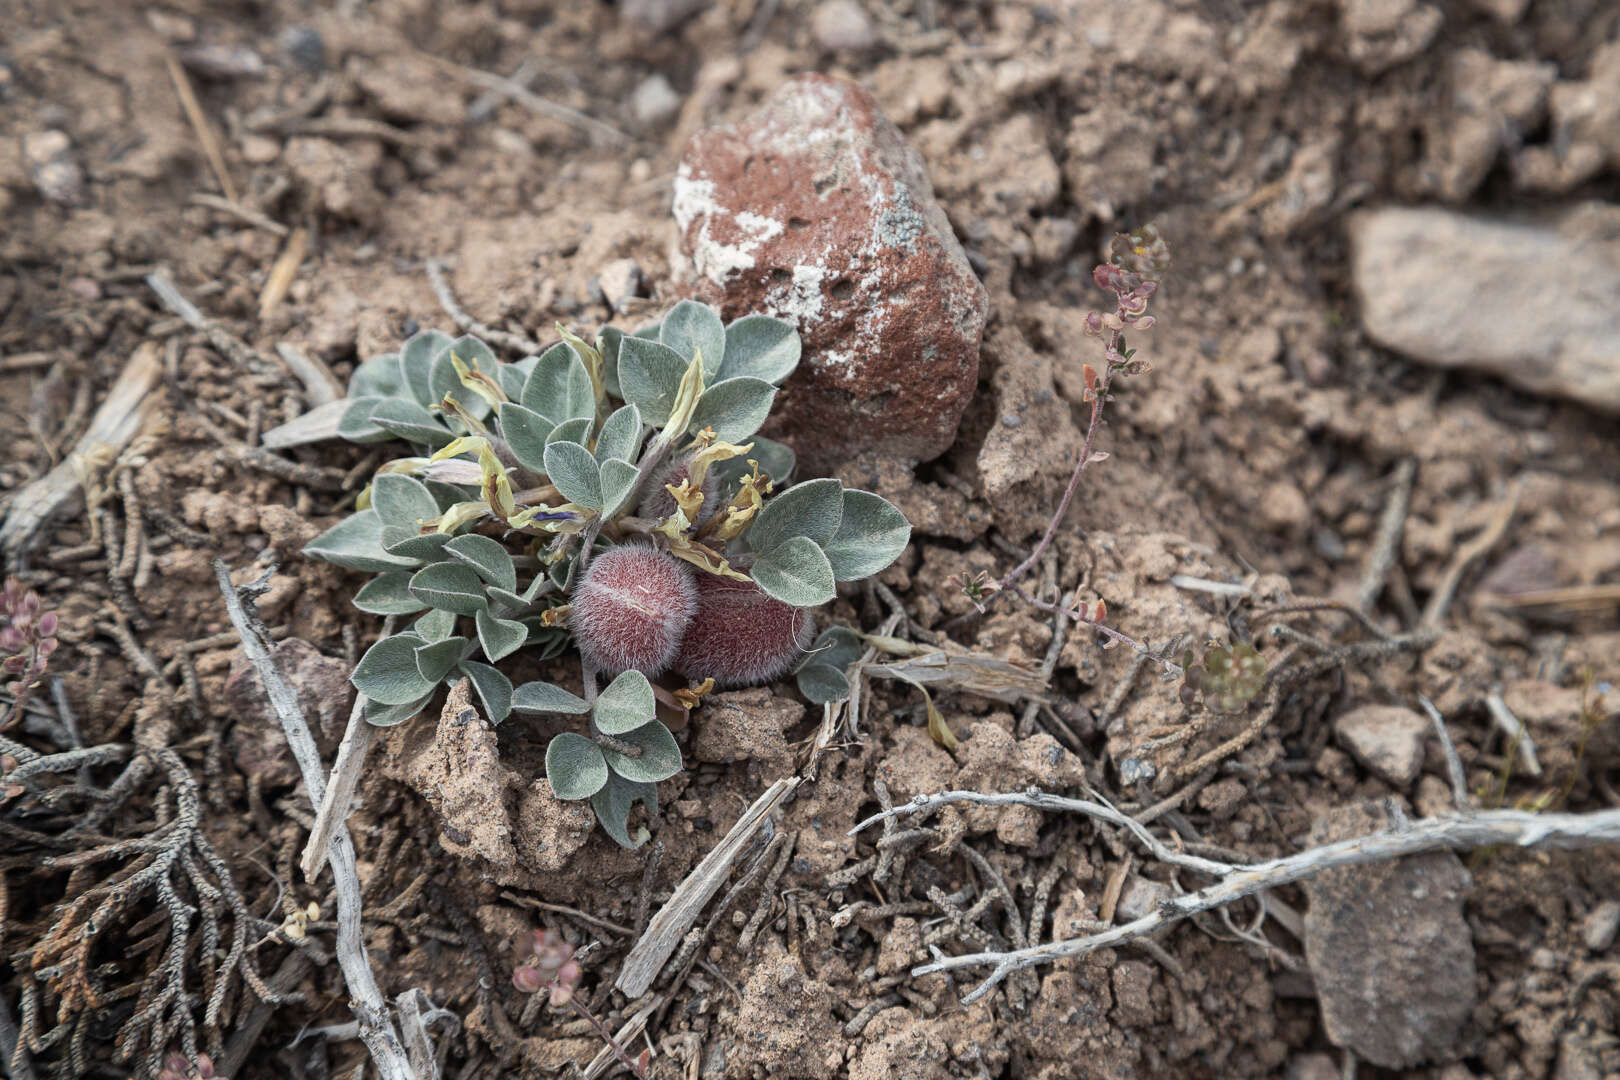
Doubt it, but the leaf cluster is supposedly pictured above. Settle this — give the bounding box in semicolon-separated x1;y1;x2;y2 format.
302;299;912;845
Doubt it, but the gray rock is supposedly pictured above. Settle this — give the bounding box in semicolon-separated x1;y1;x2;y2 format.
622;0;706;33
631;73;681;127
1581;899;1620;952
597;258;644;314
1334;704;1428;786
1116;876;1171;921
1303;800;1476;1069
812;0;876;52
23;130;82;206
1350;206;1620;413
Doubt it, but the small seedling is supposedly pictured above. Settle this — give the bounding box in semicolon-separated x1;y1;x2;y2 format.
1178;641;1268;713
513;927;650;1076
1;576;59;732
303;300;911;845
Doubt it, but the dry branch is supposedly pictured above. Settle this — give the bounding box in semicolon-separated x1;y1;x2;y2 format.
213;559;416;1080
861;789;1620;1003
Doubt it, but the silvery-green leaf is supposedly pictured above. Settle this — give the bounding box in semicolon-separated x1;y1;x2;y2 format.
746;478;843;555
459;660;513;724
796;663;851;704
599;458;640;517
496;402;554;473
364;696;430;727
408;562;488;615
597;327;625;398
414;607;458;642
415;635;466;683
721;314;800;384
444;534;517;592
498;361;528;401
349;353;406;399
304;510;417;573
485;586;529;612
475;608;527;661
351;633;435;705
353;572;429;615
823;489;911;581
594;404;643;464
429;335;496;421
546;417;593;447
370;397;452;448
543;440;603;509
545;733;609;800
513;680;590;715
617;336;688;427
400;330;453;406
590;772;657;849
633;323;660;339
372;474;441;531
521;341;594;422
260;399;348;450
593;670;656;735
800;625;865;673
660;299;726;382
338;396;392;443
689;376;775;442
382;526;451;562
600;720;682;782
425;479;473;511
751;536;836;607
713;436;795;491
550;556;573;590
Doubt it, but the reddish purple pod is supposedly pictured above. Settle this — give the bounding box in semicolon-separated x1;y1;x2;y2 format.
673;575;813;688
570;544;697;676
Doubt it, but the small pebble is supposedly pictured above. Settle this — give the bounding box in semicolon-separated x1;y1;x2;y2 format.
631;73;681;126
1000;413;1022;428
1582;900;1620;952
813;0;876;51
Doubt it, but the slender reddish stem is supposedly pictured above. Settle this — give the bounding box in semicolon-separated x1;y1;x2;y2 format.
1009;585;1183;677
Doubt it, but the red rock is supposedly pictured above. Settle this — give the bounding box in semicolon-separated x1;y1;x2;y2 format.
674;74;988;470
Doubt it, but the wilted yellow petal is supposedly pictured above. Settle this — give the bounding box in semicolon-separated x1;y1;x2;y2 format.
451;351;508;407
685;439;754;491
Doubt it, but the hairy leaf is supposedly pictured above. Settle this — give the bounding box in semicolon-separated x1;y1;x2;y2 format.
547;417;594;447
475;608;527;661
353;572;429;616
689;377;776;442
370;398;453;448
414;607;458;642
364;696;431;728
414;635;466;683
351;633;435;705
459;661;513;724
522;341;594;423
371;474;441;531
408;562;489;615
594;404;643;464
304;510;417;573
348;353;407;400
593;670;657;735
590;772;657;849
337;395;393;444
429;336;497;421
721;314;800;384
746;478;843;555
512;680;590;715
497;403;554;473
616;336;688;427
599;458;640;518
543;440;603;509
822;489;910;581
545;733;609;800
444;534;517;593
660;298;726;382
399;330;453;406
795;663;851;705
600;720;682;782
751;536;836;607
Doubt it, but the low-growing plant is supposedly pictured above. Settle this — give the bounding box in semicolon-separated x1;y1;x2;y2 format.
303;300;910;845
1;575;59;733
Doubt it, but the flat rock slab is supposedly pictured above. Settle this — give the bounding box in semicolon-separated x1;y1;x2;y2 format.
1333;704;1428;787
675;73;989;470
1303;800;1476;1069
1350;205;1620;413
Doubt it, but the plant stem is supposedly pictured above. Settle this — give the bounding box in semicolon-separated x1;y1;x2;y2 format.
568;997;647;1078
1008;585;1182;677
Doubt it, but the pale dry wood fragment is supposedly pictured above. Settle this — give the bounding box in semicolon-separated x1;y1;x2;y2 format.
1;342;163;561
615;778;798;997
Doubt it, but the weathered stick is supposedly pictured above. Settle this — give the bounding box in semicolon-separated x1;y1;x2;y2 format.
300;693;375;880
214;559;415;1080
615;778;798;997
1;342;163;562
876;790;1620;1003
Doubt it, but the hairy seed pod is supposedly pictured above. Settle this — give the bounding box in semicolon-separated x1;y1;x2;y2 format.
570;544;697;676
673;576;813;688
